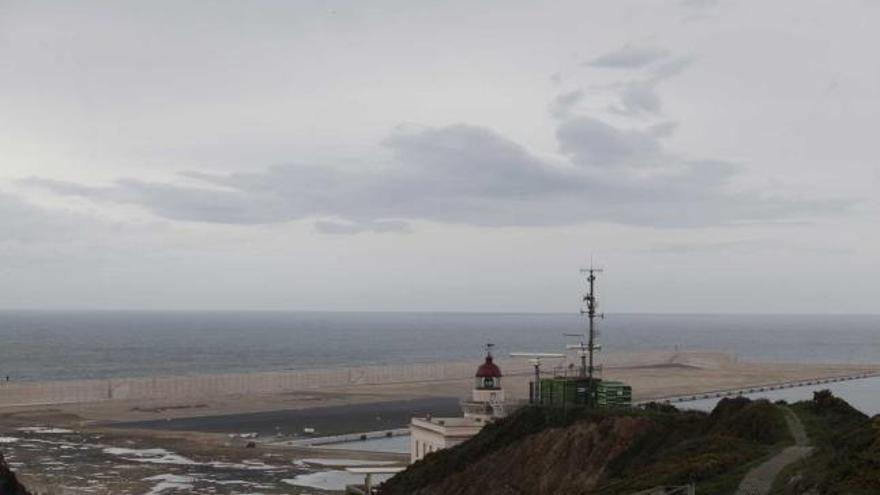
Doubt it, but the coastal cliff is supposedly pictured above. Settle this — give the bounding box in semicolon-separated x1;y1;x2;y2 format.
381;397;792;495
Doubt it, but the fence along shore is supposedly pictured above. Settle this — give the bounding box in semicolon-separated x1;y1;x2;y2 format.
0;360;534;408
2;351;874;408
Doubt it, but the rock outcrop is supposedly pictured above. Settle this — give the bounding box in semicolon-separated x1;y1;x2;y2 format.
0;453;32;495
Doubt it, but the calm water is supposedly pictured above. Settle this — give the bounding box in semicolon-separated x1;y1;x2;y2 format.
0;311;878;382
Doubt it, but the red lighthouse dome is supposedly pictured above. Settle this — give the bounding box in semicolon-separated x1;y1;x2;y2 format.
476;355;502;378
475;353;503;391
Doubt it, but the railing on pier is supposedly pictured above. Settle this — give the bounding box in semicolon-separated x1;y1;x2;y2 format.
636;371;880;406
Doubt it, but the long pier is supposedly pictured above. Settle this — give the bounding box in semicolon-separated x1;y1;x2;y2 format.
636;371;880;406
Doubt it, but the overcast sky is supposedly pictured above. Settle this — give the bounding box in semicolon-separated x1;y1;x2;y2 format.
1;0;877;313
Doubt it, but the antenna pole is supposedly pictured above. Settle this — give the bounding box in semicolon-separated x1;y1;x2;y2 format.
534;361;541;404
588;268;595;381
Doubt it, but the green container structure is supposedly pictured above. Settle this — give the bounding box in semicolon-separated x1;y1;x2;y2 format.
539;377;592;406
595;381;632;408
538;377;632;408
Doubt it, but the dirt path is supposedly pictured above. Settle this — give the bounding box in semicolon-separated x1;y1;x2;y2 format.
734;406;812;495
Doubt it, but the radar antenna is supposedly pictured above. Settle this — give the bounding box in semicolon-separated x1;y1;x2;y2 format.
509;352;564;404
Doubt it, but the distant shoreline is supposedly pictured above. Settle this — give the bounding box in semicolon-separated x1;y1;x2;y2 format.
2;351;878;423
2;308;880;316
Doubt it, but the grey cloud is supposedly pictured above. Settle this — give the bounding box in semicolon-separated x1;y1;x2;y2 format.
16;179;109;198
651;239;768;254
650;56;695;82
648;121;678;138
23;177;288;224
823;81;839;95
117;179;289;224
681;0;719;8
618;80;662;114
650;239;852;256
0;192;97;243
587;46;669;69
548;90;583;119
556;116;661;166
608;56;693;116
680;0;720;22
25;112;850;232
314;220;410;235
0;191;161;274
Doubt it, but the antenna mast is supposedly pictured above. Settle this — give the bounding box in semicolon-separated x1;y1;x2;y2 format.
580;265;604;390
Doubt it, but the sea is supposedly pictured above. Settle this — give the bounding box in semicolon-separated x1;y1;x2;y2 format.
0;311;877;383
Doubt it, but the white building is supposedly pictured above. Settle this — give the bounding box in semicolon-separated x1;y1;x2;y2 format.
409;350;506;463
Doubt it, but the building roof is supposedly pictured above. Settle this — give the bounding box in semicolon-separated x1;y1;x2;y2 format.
476;355;502;378
410;416;486;436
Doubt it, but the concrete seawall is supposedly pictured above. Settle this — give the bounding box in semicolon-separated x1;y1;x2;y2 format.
2;351;858;409
0;351;681;408
0;360;532;408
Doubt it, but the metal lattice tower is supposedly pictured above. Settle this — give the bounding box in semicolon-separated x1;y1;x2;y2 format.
580;266;604;393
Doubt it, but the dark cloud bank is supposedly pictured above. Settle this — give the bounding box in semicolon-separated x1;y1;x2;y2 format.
24;113;846;233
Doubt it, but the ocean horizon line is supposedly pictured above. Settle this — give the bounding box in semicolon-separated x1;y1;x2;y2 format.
0;308;878;317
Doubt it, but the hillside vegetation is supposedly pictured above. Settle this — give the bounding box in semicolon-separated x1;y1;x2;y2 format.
381;397;792;495
774;390;880;495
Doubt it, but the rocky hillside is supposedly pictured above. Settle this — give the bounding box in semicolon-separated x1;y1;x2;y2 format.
381;398;792;495
0;453;32;495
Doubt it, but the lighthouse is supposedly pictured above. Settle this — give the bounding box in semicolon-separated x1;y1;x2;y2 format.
462;345;506;420
408;344;508;463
